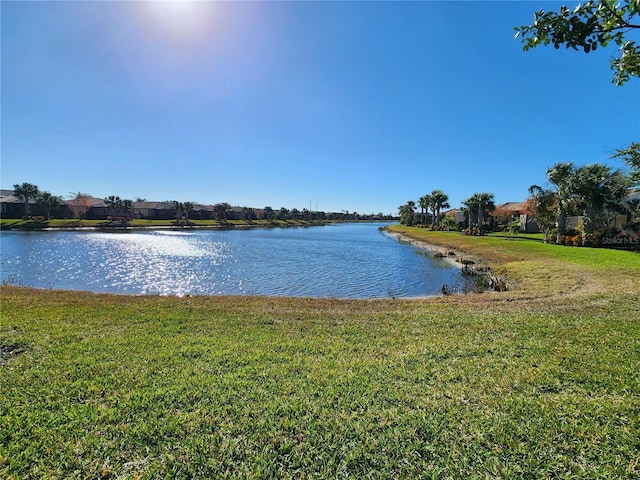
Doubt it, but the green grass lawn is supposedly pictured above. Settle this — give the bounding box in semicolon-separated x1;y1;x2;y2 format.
1;228;639;478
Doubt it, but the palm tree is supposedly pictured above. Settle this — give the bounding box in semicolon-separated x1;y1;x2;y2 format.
241;206;253;220
35;191;62;220
69;191;91;199
461;195;480;229
13;182;39;216
398;200;416;226
546;162;576;242
278;207;289;220
122;199;133;220
104;195;122;218
462;193;495;233
183;202;195;221
263;206;275;220
419;195;431;226
214;203;230;222
430;189;450;227
475;192;495;233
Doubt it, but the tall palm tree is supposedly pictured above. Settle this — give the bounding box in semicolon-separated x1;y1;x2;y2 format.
419;195;431;226
546;162;575;241
183;202;195;221
430;189;450;227
13;182;39;216
462;193;495;233
461;195;480;229
475;192;495;233
120;199;133;220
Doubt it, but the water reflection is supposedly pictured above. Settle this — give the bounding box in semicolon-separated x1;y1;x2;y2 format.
0;224;471;298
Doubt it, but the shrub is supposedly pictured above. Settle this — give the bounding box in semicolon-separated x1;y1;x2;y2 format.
584;228;606;247
557;235;566;245
571;235;583;247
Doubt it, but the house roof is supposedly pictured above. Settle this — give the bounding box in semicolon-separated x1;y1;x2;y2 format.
495;201;527;211
65;197;108;208
0;195;36;204
132;201;173;209
494;202;533;214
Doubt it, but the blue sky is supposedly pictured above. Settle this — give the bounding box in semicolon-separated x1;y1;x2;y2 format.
2;1;638;215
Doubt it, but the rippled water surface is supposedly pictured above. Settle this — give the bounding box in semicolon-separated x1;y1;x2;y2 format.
0;223;469;298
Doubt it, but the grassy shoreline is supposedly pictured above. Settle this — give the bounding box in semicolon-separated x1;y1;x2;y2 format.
2;228;639;478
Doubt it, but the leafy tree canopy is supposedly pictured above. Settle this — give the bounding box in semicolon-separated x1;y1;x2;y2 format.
515;0;640;85
611;140;640;183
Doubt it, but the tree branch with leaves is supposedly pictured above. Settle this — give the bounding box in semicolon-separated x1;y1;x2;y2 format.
515;0;640;85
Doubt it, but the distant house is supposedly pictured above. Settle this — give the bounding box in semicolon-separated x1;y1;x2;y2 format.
132;201;175;220
442;209;466;229
0;190;34;218
492;202;539;233
190;205;215;220
65;197;109;219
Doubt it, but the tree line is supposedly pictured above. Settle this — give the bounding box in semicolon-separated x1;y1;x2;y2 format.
398;141;640;245
7;185;394;222
398;2;640;245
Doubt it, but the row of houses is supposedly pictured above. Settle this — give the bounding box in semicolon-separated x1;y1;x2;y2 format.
443;202;541;233
0;191;262;221
0;189;541;226
445;197;635;233
0;191;389;221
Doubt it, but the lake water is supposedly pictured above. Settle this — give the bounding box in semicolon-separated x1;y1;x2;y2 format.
0;223;470;298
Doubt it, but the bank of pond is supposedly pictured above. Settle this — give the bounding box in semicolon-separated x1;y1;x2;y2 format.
0;222;484;298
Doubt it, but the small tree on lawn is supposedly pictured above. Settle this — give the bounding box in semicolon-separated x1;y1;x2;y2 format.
527;185;558;243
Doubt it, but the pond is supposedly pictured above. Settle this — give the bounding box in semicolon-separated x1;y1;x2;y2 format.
0;223;472;298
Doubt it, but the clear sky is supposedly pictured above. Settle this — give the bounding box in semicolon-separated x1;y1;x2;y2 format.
2;1;639;215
